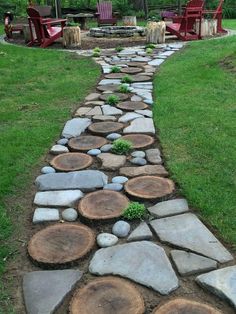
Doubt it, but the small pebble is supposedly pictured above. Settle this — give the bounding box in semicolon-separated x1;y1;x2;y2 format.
57;138;68;145
50;145;69;155
41;166;56;174
97;233;118;248
103;183;123;191
106;133;122;141
131;151;145;158
87;149;101;156
62;208;78;222
112;221;131;238
130;157;147;166
112;176;128;184
100;144;112;152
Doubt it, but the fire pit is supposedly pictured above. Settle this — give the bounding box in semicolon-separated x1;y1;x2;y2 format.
90;26;146;38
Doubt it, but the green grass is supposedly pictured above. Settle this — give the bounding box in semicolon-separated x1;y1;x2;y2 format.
0;43;99;311
223;19;236;30
153;35;236;248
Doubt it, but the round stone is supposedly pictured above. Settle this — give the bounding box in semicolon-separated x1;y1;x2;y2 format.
112;176;128;184
41;166;56;174
57;138;68;145
112;221;131;238
87;149;101;156
106;133;122;141
100;144;113;152
131;151;146;158
68;135;107;151
152;298;223;314
97;233;118;248
50;145;69;155
62;208;78;222
103;183;123;191
130;157;147;166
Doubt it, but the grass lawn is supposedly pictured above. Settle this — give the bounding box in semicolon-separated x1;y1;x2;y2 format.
0;43;100;310
153;35;236;248
223;19;236;30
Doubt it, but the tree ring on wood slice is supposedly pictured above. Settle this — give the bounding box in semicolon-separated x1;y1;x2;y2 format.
70;276;145;314
104;73;126;79
117;101;148;111
124;176;175;199
78;190;129;220
28;223;95;267
68;135;107;151
131;75;152;82
88;122;124;135
121;134;154;149
152;298;223;314
120;67;143;74
50;153;93;171
97;84;120;92
99;93;129;102
127;62;147;67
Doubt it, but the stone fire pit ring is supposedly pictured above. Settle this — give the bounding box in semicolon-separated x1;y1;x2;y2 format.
90;26;146;38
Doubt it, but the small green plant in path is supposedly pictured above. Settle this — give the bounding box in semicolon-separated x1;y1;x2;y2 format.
119;84;130;93
146;48;153;54
92;47;101;57
106;94;120;106
93;47;101;53
111;66;121;73
121;75;133;84
111;139;132;155
116;46;124;52
123;202;146;220
145;43;156;49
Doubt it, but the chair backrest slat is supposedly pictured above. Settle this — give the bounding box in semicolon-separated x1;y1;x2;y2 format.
97;2;113;20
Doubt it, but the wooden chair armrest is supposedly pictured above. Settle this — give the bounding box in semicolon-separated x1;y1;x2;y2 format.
41;18;67;25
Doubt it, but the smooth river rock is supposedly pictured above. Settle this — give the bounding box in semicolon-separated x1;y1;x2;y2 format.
89;241;179;295
150;213;233;263
112;176;128;184
196;266;236;309
145;148;162;164
35;170;108;192
61;208;78;222
130;157;147;166
97;233;118;248
50;145;69;155
41;166;56;174
62;118;91;139
112;221;131;237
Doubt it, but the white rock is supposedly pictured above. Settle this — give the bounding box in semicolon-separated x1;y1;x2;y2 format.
97;233;118;248
33;208;59;224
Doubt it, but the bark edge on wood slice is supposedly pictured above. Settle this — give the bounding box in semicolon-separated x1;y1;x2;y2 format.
117;101;148;111
88;122;124;135
70;276;145;314
124;176;175;199
50;153;93;171
121;134;155;149
78;190;129;220
152;298;223;314
68;135;107;151
28;223;95;267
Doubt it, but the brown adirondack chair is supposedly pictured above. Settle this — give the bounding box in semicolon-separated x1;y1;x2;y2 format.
166;0;204;41
203;0;227;33
95;2;117;26
27;7;66;48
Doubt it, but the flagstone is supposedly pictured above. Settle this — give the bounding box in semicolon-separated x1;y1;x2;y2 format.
62;118;91;139
102;105;123;116
92;115;117;122
34;190;84;207
118;112;143;123
120;165;168;177
127;222;153;242
123;117;155;134
33;208;60;224
148;199;189;217
146;148;162;164
98;153;126;170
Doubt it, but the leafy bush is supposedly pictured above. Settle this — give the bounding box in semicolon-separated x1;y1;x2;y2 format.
123;202;146;220
119;84;130;93
106;94;120;106
121;75;133;84
111;66;121;73
111;139;132;155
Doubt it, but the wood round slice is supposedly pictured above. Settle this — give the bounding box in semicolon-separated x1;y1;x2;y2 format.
104;73;126;79
70;276;145;314
88;122;124;135
100;93;129;101
28;224;95;266
78;190;129;220
127;62;147;67
125;176;175;199
153;298;222;314
120;67;143;74
117;101;148;111
121;134;154;149
50;153;93;171
132;75;152;82
97;85;120;92
68;135;107;151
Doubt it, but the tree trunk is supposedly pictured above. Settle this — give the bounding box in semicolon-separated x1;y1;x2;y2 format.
63;26;81;48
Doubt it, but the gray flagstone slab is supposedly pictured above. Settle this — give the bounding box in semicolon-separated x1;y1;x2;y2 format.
62;118;91;139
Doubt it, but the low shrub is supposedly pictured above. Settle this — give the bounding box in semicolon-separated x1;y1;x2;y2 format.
106;94;120;105
111;66;121;73
111;139;132;155
121;75;133;84
123;202;146;220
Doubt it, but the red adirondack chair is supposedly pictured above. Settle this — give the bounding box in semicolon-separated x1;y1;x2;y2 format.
166;0;204;41
203;0;227;33
27;7;66;48
95;2;117;26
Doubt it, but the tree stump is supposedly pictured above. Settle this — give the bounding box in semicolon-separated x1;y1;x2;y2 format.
146;21;166;44
195;19;217;36
68;135;107;151
120;134;155;148
70;276;145;314
123;16;137;26
50;153;93;171
63;26;81;48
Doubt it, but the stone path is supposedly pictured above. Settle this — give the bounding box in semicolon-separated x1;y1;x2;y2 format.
22;43;235;314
